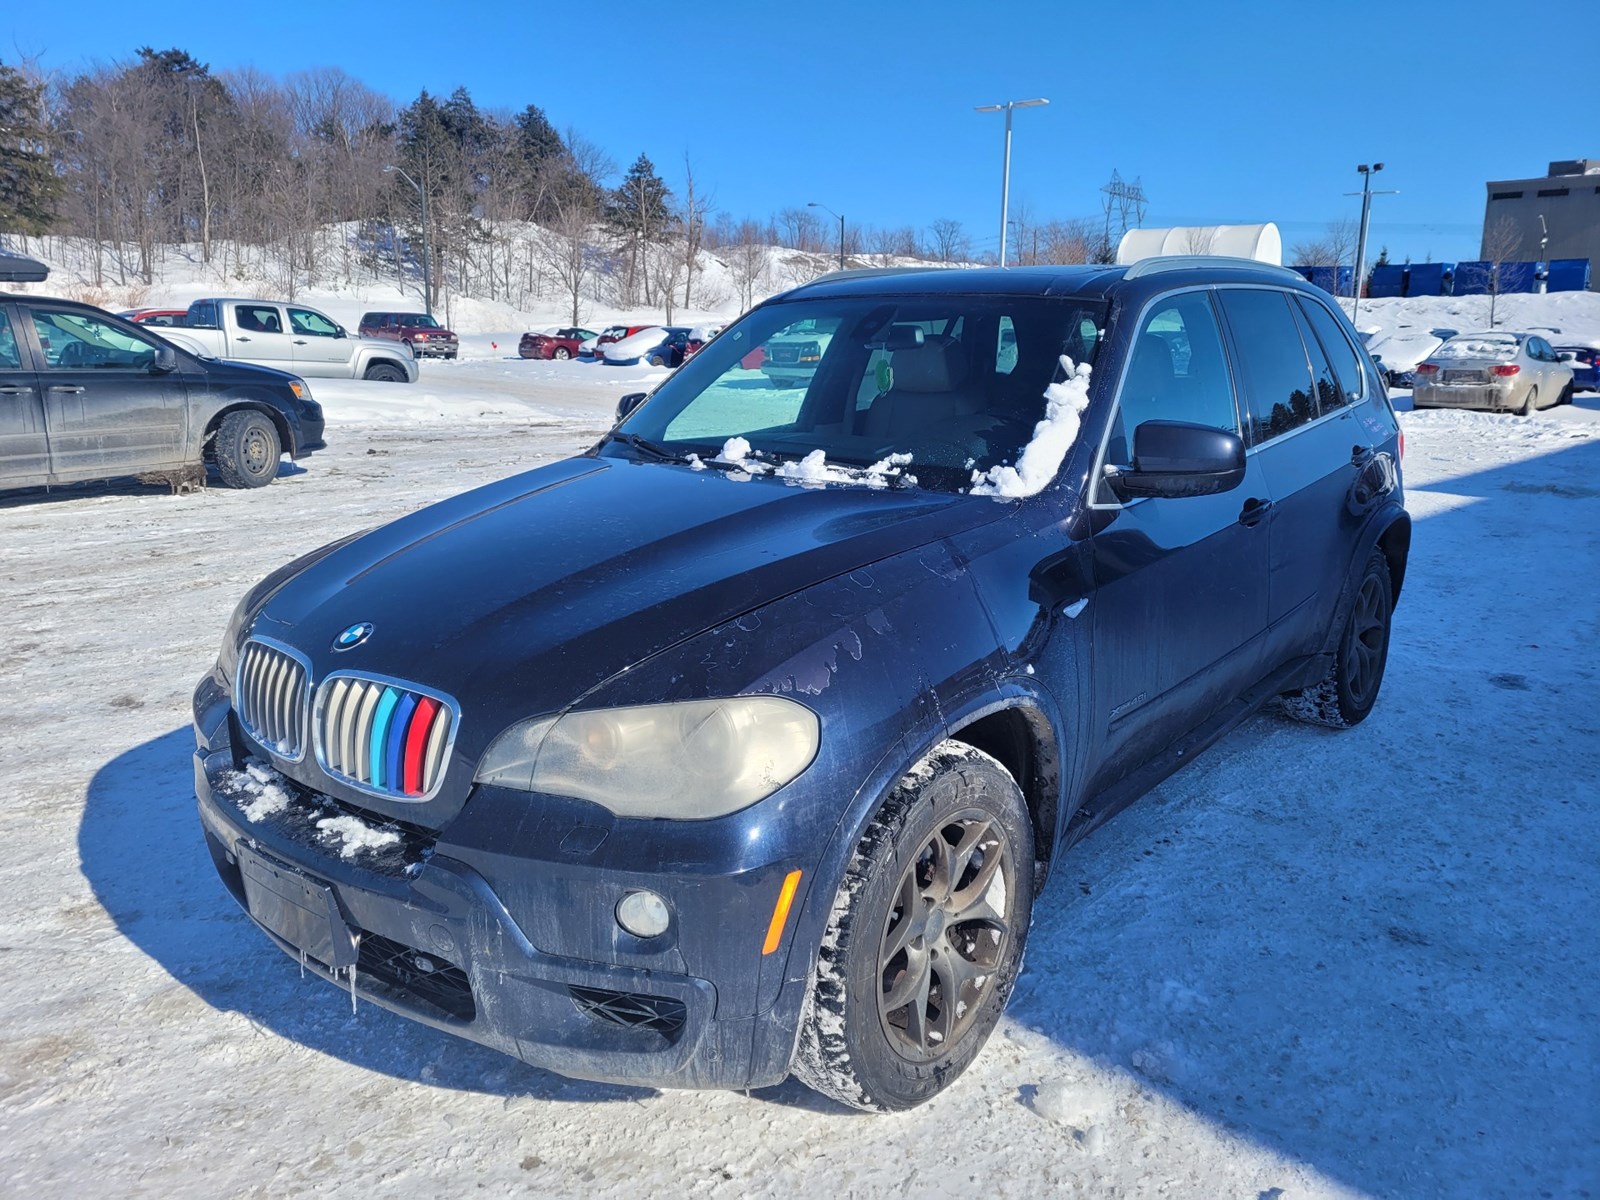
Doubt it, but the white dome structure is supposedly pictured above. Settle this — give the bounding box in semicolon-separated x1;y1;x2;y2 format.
1115;223;1283;266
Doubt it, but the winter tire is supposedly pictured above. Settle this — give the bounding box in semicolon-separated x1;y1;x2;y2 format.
1520;386;1539;417
1280;550;1393;729
1558;383;1574;406
554;347;571;360
364;362;407;383
792;740;1034;1112
213;410;281;489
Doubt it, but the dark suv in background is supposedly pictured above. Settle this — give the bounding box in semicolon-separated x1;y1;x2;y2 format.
194;258;1407;1113
358;311;459;359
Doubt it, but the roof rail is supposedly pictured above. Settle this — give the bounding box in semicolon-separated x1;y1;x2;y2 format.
794;266;943;287
1122;255;1304;282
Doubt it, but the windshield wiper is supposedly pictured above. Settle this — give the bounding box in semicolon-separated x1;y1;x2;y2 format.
604;431;693;464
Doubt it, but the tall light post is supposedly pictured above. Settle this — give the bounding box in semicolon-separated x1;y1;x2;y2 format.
385;164;432;317
808;201;845;270
1346;162;1396;325
1537;213;1549;294
975;98;1048;268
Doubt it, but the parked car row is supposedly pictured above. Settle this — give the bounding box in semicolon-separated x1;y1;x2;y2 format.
519;323;720;367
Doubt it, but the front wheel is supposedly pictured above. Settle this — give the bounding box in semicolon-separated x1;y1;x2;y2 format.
553;347;571;360
792;741;1034;1112
363;361;408;383
1280;550;1393;728
213;410;281;489
1558;382;1574;406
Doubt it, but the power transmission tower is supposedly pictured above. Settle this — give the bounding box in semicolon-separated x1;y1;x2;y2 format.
1100;170;1148;252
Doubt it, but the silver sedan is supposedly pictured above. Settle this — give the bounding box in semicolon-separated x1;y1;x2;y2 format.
1412;332;1575;414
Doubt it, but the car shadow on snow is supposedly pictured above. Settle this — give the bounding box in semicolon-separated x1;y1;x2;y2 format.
0;460;305;509
1004;436;1600;1198
76;727;654;1106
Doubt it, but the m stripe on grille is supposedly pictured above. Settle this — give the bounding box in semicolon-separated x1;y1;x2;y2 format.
318;676;454;798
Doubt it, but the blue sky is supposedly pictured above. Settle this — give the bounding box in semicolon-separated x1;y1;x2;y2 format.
6;0;1592;264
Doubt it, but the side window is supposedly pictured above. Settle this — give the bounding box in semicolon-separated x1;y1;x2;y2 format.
289;308;339;337
0;310;20;368
31;309;159;370
188;301;218;329
1297;296;1364;406
1216;289;1317;444
1099;291;1238;498
235;305;282;335
995;316;1017;375
1291;302;1344;416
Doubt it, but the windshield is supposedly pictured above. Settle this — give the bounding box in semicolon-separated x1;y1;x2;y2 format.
615;294;1106;493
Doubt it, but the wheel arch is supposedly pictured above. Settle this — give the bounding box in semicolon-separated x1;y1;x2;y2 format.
944;702;1064;885
1378;510;1411;603
202;401;293;460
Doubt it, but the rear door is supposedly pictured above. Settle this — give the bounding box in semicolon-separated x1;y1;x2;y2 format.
1084;287;1272;793
1216;287;1371;662
229;302;297;368
287;306;354;376
0;302;50;487
24;304;188;481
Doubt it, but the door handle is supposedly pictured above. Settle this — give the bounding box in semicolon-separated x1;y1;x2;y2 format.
1238;497;1273;527
48;385;86;394
236;336;252;342
293;339;308;345
0;385;30;394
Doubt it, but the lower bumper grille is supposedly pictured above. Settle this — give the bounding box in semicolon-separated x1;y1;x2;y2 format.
569;986;687;1038
358;932;475;1022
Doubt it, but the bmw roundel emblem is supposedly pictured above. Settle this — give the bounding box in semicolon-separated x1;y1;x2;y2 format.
332;622;374;651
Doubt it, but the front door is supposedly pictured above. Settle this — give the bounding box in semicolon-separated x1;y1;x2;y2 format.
0;304;49;487
229;303;297;369
25;305;188;482
1083;288;1271;795
288;306;355;377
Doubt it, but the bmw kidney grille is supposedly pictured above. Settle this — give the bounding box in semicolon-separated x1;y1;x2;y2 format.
316;675;456;800
235;640;311;762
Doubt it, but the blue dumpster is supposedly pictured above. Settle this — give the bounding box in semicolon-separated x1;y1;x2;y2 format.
1368;264;1408;298
1405;262;1456;296
1545;258;1591;292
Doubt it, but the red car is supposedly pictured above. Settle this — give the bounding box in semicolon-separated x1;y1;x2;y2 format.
591;325;652;359
519;326;598;360
358;311;460;359
117;308;189;327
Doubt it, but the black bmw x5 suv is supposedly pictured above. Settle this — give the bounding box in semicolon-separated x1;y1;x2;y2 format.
193;258;1408;1111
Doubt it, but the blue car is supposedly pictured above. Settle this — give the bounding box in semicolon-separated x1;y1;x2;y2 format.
193;260;1408;1111
1555;345;1598;392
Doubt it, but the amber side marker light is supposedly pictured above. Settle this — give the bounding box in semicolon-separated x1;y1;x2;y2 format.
762;870;803;955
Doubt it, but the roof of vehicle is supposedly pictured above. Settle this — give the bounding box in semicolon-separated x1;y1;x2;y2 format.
0;248;49;283
780;257;1313;303
191;296;330;309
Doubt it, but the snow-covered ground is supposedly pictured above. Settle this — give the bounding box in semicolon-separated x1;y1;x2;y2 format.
2;324;1598;1198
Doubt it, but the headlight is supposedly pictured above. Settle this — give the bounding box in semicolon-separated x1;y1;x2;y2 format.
288;378;311;401
216;591;253;684
474;697;819;820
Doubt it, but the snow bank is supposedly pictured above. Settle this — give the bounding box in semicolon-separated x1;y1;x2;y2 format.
971;355;1093;497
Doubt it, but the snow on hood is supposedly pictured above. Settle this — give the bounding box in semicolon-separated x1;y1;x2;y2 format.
970;355;1092;497
603;327;668;360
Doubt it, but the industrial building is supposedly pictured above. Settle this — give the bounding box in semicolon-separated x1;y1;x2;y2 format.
1481;160;1600;269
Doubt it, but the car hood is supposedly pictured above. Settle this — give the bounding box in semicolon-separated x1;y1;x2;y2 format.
248;454;1004;754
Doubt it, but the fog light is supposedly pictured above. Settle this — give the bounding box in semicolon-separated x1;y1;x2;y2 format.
616;890;671;938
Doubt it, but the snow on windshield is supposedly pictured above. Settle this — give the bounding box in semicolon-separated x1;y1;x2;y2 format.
970;355;1093;498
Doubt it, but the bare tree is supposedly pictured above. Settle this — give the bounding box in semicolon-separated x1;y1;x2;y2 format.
679;154;713;311
726;219;769;312
1471;217;1524;329
927;217;969;264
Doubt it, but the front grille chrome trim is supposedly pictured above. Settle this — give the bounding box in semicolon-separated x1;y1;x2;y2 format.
312;670;461;804
234;637;311;763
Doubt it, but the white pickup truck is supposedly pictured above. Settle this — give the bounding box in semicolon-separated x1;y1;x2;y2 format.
163;298;419;383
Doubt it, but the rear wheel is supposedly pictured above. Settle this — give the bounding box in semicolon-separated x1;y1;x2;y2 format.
792;741;1033;1112
213;410;281;489
1558;382;1574;406
1280;550;1393;728
363;361;407;383
1520;386;1539;416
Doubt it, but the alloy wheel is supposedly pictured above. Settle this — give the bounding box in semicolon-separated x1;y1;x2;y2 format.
1343;573;1390;706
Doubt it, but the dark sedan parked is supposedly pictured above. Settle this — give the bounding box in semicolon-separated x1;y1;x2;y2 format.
519;327;598;360
1554;345;1598;392
194;260;1407;1112
2;295;324;492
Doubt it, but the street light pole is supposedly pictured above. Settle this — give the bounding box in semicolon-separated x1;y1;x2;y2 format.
975;98;1048;268
1346;162;1396;325
808;201;845;270
385;164;433;318
1537;213;1549;294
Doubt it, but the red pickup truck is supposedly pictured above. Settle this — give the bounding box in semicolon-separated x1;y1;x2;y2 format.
358;311;460;359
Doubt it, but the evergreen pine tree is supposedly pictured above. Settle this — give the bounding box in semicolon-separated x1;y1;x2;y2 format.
0;60;62;236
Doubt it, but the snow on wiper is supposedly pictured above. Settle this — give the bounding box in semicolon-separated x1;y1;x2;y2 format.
774;449;916;489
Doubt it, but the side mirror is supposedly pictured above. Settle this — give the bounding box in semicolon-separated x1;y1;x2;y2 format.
151;345;178;373
1108;420;1245;500
335;326;348;339
616;392;648;422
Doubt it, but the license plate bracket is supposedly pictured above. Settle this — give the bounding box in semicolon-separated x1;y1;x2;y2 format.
238;844;359;971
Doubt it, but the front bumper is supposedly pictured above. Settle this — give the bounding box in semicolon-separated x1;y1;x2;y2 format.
410;341;458;358
191;683;812;1090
